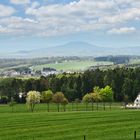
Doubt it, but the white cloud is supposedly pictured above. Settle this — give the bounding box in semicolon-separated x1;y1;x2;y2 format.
107;27;136;34
0;4;16;17
0;16;37;35
116;0;140;4
0;0;140;37
24;0;115;36
31;1;40;8
99;8;140;24
10;0;30;5
26;0;115;17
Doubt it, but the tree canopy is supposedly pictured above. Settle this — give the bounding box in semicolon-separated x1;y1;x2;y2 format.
26;91;41;112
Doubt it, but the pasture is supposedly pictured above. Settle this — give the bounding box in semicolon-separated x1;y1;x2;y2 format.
0;103;139;140
31;60;113;71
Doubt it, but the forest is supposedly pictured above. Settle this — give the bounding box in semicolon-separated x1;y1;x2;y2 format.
0;67;139;103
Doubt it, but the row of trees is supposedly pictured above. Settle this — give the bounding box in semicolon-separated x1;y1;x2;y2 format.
25;85;113;112
0;67;140;103
83;86;113;111
26;90;68;112
8;85;112;112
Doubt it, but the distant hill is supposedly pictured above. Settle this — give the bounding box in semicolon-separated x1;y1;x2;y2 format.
1;41;140;58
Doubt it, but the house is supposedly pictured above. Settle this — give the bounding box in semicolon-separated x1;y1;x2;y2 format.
126;93;140;109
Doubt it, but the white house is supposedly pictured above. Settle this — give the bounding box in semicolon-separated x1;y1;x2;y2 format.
134;94;140;107
126;93;140;109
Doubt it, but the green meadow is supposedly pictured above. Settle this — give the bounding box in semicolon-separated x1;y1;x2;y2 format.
0;103;139;140
31;60;113;71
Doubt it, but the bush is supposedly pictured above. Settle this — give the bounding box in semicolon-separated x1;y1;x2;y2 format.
0;96;9;104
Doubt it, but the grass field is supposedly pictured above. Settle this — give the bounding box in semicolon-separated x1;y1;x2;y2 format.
0;103;140;140
129;59;140;64
31;60;113;71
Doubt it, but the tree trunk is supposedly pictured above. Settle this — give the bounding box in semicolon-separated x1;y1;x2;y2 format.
31;103;35;112
64;105;66;112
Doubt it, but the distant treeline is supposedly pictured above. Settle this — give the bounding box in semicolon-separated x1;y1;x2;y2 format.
0;56;93;69
95;55;140;64
0;67;140;103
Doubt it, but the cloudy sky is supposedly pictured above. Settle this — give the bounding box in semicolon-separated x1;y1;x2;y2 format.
0;0;140;53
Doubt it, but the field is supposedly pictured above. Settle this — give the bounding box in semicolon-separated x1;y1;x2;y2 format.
129;59;140;64
31;60;113;71
0;103;140;140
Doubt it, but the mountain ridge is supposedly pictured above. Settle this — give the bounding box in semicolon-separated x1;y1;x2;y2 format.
1;41;140;58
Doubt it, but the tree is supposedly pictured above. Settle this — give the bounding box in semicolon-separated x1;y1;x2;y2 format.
100;86;114;102
90;86;102;110
8;97;16;112
82;94;91;111
123;95;129;109
100;86;114;110
90;92;101;110
41;90;53;112
52;92;65;112
61;97;69;112
93;86;101;94
0;96;8;104
26;91;41;112
122;78;133;101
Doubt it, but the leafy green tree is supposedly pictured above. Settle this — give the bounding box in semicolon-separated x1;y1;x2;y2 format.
82;94;91;111
41;90;53;112
100;86;114;102
90;92;102;110
132;79;140;101
123;95;129;109
93;86;101;94
26;91;41;112
61;84;76;102
122;78;133;101
2;67;140;103
75;76;82;99
100;86;114;110
0;78;22;99
61;97;69;112
111;68;124;101
52;92;65;112
90;87;102;110
0;96;8;104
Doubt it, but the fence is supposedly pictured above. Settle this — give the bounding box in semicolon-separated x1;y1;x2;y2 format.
30;131;139;140
134;131;140;140
0;102;124;113
83;131;138;140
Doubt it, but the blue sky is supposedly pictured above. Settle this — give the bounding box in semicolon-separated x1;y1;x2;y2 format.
0;0;140;53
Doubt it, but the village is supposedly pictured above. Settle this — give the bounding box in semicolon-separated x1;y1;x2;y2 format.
0;67;75;77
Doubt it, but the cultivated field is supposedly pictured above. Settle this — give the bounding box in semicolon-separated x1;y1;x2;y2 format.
129;59;140;64
31;60;113;71
0;103;139;140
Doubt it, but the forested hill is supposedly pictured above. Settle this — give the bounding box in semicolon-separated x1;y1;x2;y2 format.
0;67;140;103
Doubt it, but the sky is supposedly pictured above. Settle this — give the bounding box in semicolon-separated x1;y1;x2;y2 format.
0;0;140;53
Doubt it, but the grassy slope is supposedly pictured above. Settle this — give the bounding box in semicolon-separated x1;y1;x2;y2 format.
31;60;113;71
0;104;139;140
129;59;140;64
